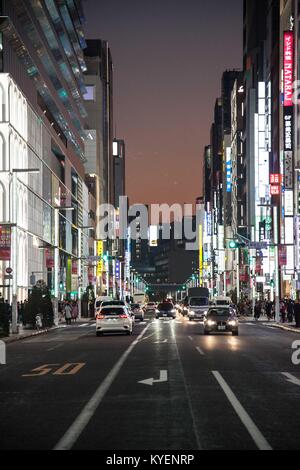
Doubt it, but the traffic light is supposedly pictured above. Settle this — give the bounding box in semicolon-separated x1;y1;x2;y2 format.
228;240;239;249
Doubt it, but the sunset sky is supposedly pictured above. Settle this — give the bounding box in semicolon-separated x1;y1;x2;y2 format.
84;0;242;206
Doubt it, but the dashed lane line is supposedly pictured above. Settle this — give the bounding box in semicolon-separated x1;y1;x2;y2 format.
196;346;205;356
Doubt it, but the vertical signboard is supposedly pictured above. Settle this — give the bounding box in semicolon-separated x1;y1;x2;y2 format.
199;224;203;286
284;31;294;107
0;226;11;261
96;241;104;277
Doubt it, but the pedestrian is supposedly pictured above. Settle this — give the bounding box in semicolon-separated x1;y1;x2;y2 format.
287;299;294;323
280;300;287;323
64;302;72;325
294;299;300;328
254;301;261;320
266;301;273;321
72;301;78;322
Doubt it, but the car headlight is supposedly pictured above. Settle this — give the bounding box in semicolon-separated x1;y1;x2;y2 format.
171;309;176;313
189;311;195;315
155;309;160;314
228;320;237;326
203;311;208;316
207;320;216;326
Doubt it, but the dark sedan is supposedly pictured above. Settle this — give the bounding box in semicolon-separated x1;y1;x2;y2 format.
203;307;239;336
156;302;177;319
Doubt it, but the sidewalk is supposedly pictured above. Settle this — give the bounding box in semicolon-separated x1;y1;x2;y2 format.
1;318;94;344
240;315;300;333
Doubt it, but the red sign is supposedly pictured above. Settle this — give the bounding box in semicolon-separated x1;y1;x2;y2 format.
45;248;54;268
279;246;287;266
284;31;294;107
0;226;11;261
270;185;281;196
270;174;282;185
72;260;78;275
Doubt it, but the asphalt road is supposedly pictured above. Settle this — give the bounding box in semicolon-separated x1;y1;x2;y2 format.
1;315;300;450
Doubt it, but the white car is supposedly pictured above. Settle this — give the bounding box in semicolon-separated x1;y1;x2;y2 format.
144;302;157;313
96;305;134;336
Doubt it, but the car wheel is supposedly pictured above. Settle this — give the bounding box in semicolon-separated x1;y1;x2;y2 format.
189;318;193;321
96;332;103;337
204;330;210;335
232;331;239;336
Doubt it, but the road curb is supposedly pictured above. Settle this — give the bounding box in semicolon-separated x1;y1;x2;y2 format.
262;323;300;334
1;318;95;344
1;326;60;344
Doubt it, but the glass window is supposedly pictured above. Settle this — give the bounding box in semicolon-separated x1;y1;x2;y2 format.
83;85;95;101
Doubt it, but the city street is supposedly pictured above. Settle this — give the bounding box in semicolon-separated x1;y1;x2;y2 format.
1;315;300;450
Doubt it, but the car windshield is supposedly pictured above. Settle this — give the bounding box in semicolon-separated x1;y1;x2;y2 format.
148;303;155;306
158;303;174;311
215;300;230;305
100;308;126;316
208;309;231;318
190;297;209;306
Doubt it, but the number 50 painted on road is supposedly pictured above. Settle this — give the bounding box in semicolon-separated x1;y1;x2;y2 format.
22;363;86;377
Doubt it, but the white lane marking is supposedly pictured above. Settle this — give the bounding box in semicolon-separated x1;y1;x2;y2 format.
196;346;205;356
140;332;156;342
282;372;300;387
154;339;168;344
54;323;151;450
78;323;89;328
188;336;193;341
212;371;272;451
88;323;96;328
138;370;168;386
47;344;63;352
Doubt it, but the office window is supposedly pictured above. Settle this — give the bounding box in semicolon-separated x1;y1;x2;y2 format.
83;85;95;101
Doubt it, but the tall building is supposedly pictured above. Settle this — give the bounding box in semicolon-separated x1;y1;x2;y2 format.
0;1;93;321
83;39;115;295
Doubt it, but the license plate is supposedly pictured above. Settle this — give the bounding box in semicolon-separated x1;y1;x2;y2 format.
218;326;226;331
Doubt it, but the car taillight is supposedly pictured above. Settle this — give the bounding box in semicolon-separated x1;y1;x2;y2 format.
119;314;128;319
97;314;105;320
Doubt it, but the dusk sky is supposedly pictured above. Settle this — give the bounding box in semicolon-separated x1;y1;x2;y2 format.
84;0;243;206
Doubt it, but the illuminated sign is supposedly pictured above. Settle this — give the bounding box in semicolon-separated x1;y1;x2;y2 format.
270;185;280;196
113;141;119;156
226;147;232;193
96;241;104;277
284;31;294;107
284;108;293;151
284;190;294;216
270;174;282;196
284;151;293;189
115;260;120;280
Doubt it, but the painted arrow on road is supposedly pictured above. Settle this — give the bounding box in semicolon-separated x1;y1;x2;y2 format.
282;372;300;387
138;370;168;386
154;339;168;344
